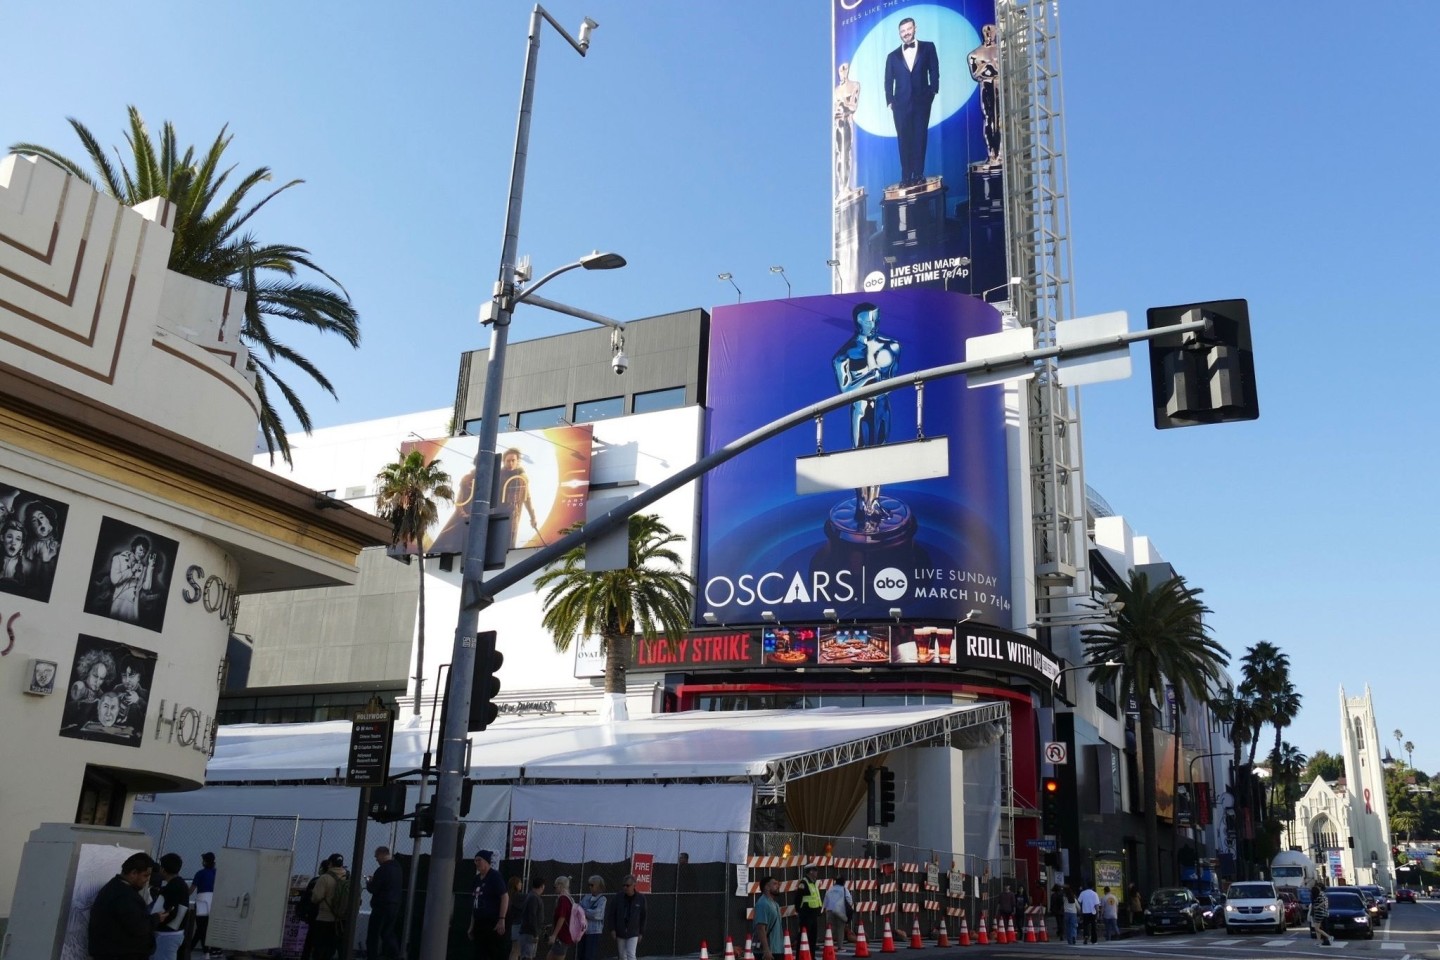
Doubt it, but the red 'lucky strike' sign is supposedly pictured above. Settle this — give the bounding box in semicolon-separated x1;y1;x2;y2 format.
631;853;654;893
634;632;759;668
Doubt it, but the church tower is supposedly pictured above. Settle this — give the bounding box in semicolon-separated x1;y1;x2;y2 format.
1338;685;1395;887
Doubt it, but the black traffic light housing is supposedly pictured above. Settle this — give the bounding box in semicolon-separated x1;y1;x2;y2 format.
1041;776;1061;834
1147;299;1258;429
469;631;503;732
368;782;407;823
410;803;435;838
879;767;897;825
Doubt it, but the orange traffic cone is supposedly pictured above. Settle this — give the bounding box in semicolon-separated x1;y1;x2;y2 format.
909;918;923;949
957;915;971;947
1024;917;1037;943
744;937;756;960
854;923;871;959
989;916;1000;945
725;937;738;960
1037;914;1049;943
799;929;813;960
975;914;989;946
880;919;896;954
1007;917;1018;944
823;926;837;960
701;943;711;960
935;919;950;948
783;932;794;960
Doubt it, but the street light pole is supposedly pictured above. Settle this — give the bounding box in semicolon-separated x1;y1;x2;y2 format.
1186;751;1226;880
1052;659;1120;703
416;8;600;960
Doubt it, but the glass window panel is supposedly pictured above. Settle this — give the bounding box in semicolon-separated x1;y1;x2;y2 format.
574;397;625;424
517;406;566;429
632;387;687;414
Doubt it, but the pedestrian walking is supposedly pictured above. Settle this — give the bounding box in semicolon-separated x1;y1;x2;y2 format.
309;854;350;960
88;852;159;960
190;852;218;957
1049;883;1065;940
1309;882;1333;946
150;852;191;960
547;876;577;960
1101;886;1120;940
1062;888;1079;945
468;850;510;960
823;877;854;949
517;878;546;960
604;873;646;960
577;876;607;960
1077;881;1101;945
507;877;526;960
365;846;403;960
1126;884;1143;928
753;876;784;960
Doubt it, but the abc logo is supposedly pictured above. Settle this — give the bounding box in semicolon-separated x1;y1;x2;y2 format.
862;270;886;292
872;567;908;601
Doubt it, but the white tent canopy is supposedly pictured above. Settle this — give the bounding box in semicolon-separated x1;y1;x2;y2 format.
205;701;1009;785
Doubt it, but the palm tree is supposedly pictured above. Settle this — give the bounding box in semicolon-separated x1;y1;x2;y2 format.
1406;741;1416;770
1269;679;1303;777
1270;741;1308;820
374;450;453;716
1395;729;1405;757
1239;642;1290;768
1084;570;1229;894
10;107;359;463
535;513;694;721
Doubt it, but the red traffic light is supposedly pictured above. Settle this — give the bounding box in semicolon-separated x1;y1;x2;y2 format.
1043;777;1060;794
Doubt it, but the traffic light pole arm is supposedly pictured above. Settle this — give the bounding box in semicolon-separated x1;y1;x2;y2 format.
465;316;1210;610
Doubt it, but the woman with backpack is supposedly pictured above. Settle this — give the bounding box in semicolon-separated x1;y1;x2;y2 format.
548;875;579;960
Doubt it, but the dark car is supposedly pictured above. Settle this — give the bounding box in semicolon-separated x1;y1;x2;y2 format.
1320;890;1374;940
1346;887;1385;924
1396;887;1418;904
1197;893;1226;928
1359;884;1391;919
1145;887;1206;935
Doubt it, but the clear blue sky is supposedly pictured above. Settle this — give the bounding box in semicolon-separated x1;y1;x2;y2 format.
9;1;1435;773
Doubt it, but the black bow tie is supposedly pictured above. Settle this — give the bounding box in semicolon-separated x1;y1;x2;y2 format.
904;42;916;49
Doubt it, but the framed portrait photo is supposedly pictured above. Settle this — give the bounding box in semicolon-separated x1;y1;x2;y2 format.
27;658;59;695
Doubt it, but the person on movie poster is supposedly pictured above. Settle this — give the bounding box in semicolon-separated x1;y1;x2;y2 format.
498;448;538;549
86;518;177;632
884;17;940;186
0;485;69;603
61;637;155;748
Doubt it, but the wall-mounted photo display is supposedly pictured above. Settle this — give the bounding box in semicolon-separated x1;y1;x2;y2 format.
27;658;58;695
0;483;70;603
59;635;155;748
84;517;178;632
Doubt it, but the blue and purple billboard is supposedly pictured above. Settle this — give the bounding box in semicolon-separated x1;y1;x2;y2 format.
832;0;1007;297
698;289;1012;626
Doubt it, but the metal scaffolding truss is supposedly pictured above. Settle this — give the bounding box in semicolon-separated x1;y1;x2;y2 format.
762;700;1010;789
997;0;1088;604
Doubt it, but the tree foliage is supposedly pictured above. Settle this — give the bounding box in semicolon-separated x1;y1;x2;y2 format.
10;107;359;463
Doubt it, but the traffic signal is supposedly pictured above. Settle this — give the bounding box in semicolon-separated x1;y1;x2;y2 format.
1041;776;1061;834
368;782;406;823
469;631;503;731
1146;298;1258;429
410;803;435;838
879;767;897;825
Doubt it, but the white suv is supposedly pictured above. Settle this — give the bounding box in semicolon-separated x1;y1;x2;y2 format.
1225;881;1287;934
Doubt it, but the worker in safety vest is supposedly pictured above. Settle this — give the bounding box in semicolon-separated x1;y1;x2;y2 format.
795;864;823;950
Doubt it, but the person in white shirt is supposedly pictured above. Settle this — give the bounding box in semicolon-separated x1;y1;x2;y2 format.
1076;883;1102;944
822;878;855;949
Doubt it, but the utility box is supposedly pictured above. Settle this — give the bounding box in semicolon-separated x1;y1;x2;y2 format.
1;822;151;960
207;847;294;953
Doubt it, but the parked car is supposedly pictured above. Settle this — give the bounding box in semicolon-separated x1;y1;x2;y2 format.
1225;880;1287;934
1197;893;1226;928
1278;891;1306;926
1359;884;1391;919
1395;887;1418;903
1320;889;1375;940
1145;887;1206;935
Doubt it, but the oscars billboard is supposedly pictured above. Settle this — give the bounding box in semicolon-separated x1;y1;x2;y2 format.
832;0;1007;297
698;289;1012;626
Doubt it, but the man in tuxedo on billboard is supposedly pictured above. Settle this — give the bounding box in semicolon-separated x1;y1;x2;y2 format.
884;17;940;186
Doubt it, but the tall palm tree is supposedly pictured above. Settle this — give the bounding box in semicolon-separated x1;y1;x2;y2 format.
1270;741;1308;820
1209;686;1255;776
1406;741;1416;770
374;450;453;716
1238;642;1290;768
1269;679;1303;777
10;106;359;463
535;513;694;720
1084;570;1229;894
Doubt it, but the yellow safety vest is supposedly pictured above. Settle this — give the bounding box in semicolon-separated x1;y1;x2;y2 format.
801;879;822;909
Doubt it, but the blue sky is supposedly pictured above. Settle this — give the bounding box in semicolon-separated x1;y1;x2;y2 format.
8;1;1435;773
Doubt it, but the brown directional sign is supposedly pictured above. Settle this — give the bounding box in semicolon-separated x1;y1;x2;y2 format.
346;709;394;787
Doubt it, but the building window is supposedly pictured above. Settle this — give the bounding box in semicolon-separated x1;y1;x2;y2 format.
517;406;566;429
217;688;402;726
463;414;511;435
574;396;624;424
633;387;687;414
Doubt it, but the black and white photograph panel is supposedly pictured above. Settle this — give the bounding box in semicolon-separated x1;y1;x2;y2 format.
59;635;156;748
83;517;178;632
0;483;70;603
27;658;58;695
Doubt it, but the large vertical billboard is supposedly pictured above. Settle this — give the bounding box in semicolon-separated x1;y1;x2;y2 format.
698;289;1011;626
832;0;1006;297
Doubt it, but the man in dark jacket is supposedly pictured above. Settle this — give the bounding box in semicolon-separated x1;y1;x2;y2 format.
89;852;160;960
604;874;647;960
366;846;403;960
